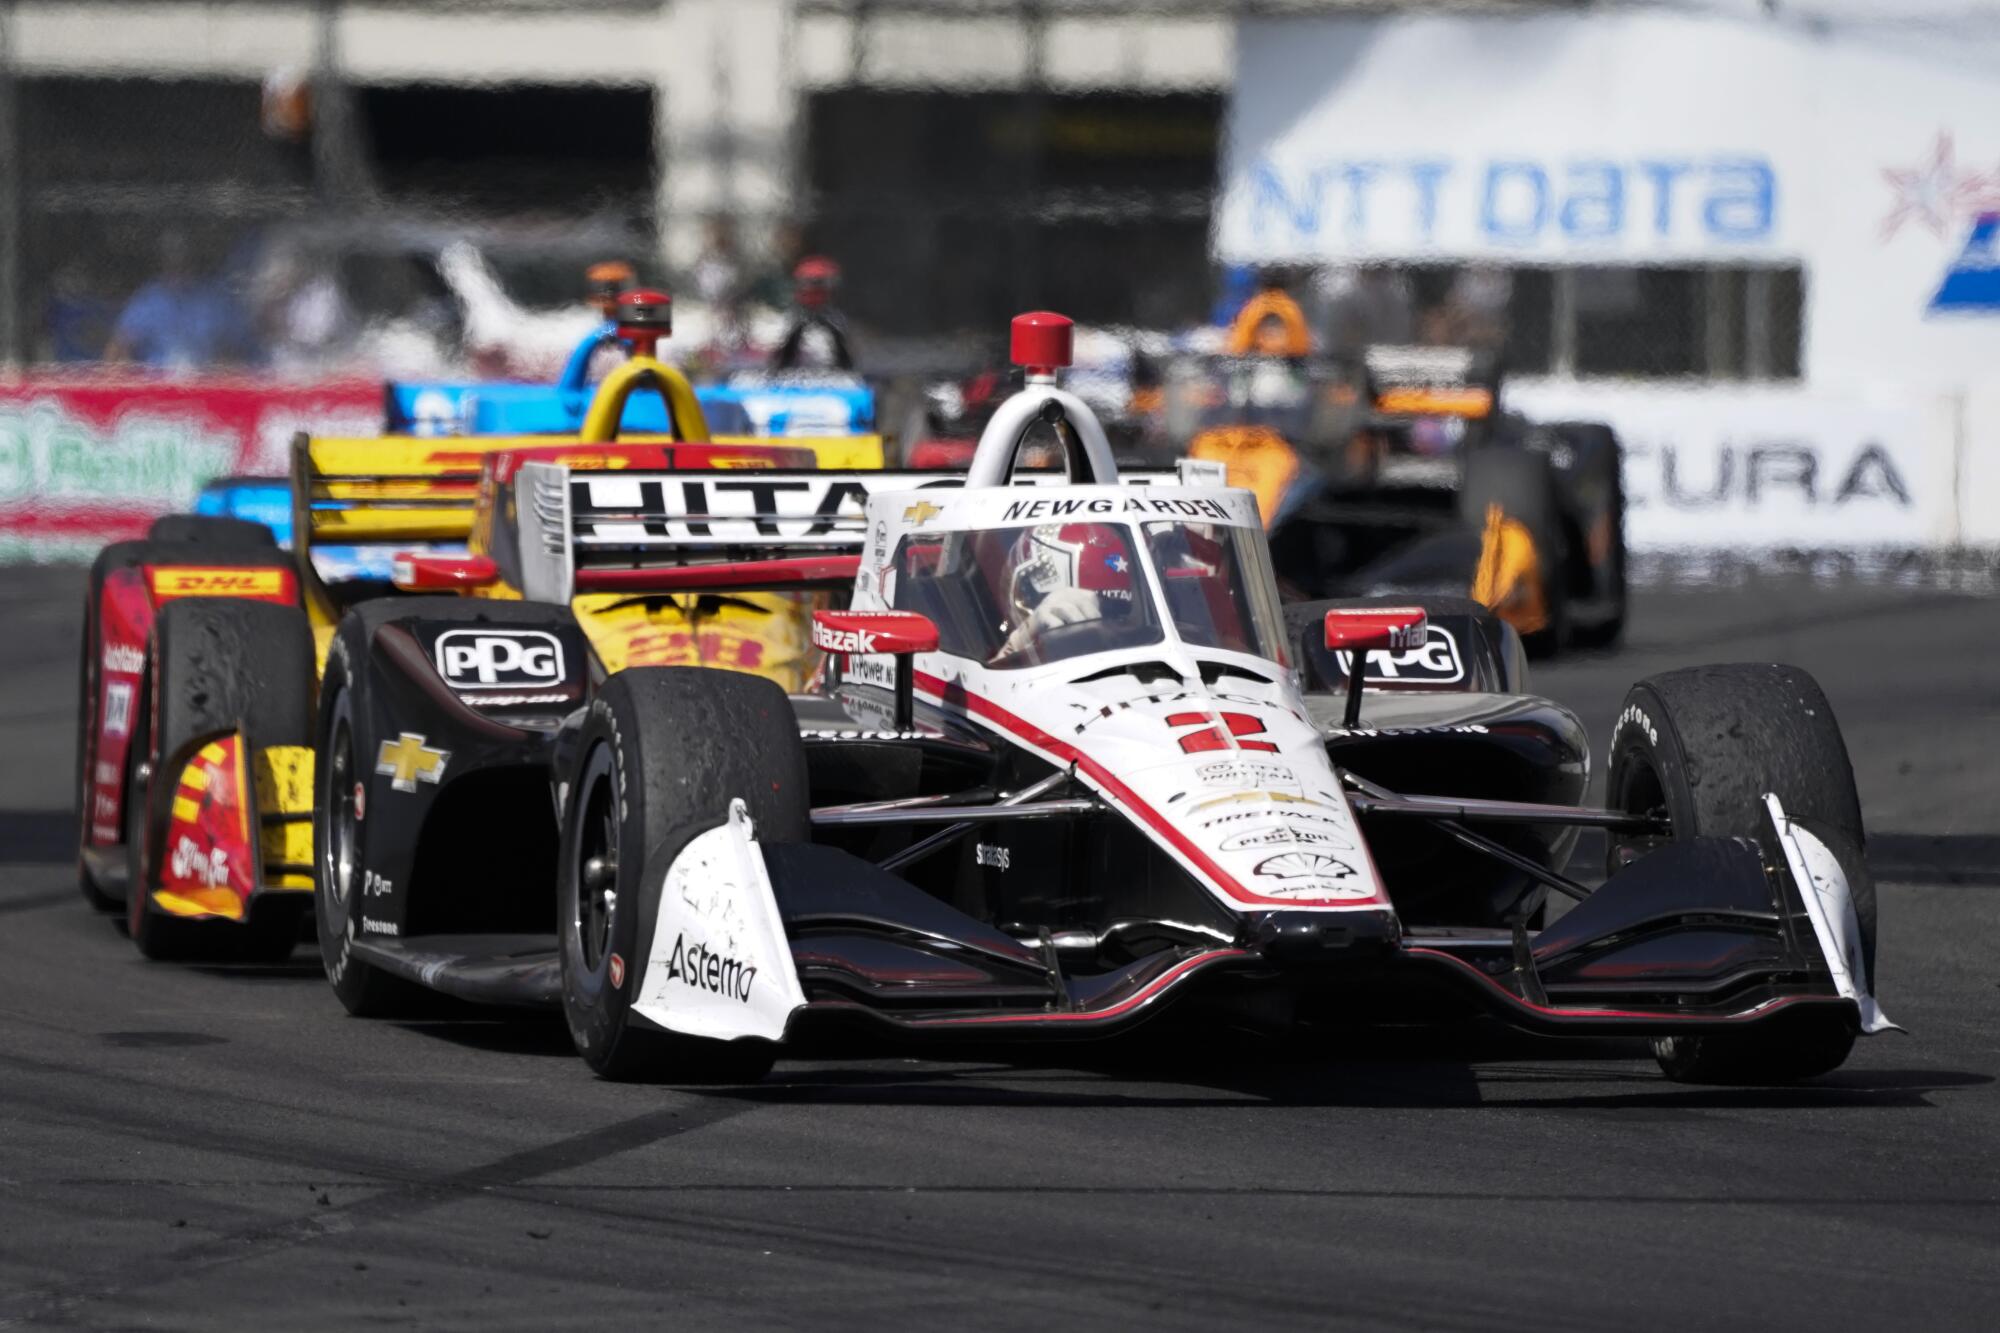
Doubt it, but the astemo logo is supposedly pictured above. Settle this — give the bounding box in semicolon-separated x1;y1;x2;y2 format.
663;932;756;1003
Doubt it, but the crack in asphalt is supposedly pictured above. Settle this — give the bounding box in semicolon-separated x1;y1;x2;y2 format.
0;1096;759;1327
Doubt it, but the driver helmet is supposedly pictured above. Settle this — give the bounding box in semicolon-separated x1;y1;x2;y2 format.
1225;288;1312;359
1005;523;1136;621
793;255;840;309
586;260;636;320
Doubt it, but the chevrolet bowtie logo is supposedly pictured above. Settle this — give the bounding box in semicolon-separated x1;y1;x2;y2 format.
902;500;943;526
375;733;449;793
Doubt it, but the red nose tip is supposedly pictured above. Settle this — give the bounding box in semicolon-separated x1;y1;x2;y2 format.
1010;311;1073;374
616;288;672;331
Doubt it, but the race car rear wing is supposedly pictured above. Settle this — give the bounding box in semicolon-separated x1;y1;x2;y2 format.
288;431;886;627
1362;345;1499;421
507;459;1228;604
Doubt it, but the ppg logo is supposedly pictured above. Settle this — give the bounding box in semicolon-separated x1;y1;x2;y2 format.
434;630;565;689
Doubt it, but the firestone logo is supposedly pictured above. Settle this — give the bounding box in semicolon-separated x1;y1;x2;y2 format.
102;642;146;675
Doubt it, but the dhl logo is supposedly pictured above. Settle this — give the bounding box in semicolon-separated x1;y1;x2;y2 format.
147;568;289;600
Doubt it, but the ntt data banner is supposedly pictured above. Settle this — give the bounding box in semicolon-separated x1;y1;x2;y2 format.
1217;12;1810;265
0;378;380;562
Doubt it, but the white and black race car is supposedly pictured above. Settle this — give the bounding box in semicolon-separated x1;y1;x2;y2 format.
312;312;1893;1085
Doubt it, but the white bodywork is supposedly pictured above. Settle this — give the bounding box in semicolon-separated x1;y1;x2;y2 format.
840;378;1398;919
633;800;807;1042
1765;794;1900;1035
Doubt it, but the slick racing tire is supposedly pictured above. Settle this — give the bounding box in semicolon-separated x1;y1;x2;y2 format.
147;514;276;548
75;542;154;910
558;667;807;1084
128;598;315;962
314;636;426;1017
1606;664;1872;1084
1547;423;1626;651
1459;447;1568;654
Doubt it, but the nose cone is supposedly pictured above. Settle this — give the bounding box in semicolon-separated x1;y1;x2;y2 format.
1010;311;1073;374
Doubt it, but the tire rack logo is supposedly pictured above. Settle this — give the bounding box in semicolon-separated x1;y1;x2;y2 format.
375;733;448;793
104;681;134;738
1334;626;1464;684
434;630;565;690
664;931;755;1002
812;623;878;655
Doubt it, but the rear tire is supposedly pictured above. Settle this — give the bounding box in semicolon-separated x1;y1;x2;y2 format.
147;514;276;548
73;543;147;909
559;668;807;1083
127;598;315;962
1460;447;1568;654
1550;423;1626;650
1605;663;1872;1083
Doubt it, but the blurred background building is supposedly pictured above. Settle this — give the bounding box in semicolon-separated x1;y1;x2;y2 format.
0;0;1995;557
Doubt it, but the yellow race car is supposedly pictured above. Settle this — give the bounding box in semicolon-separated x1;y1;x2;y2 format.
80;293;883;961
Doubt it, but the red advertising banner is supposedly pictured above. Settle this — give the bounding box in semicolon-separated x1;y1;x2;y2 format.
0;376;382;561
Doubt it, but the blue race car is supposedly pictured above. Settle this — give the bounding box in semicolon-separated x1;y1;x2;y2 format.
192;317;876;564
382;323;875;439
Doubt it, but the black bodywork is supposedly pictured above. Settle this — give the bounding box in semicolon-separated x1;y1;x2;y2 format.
1166;350;1626;645
329;593;1854;1047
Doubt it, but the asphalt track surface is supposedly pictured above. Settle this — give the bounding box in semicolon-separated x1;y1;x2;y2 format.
1;564;1995;1331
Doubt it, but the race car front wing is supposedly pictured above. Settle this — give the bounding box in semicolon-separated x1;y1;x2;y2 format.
621;788;1893;1047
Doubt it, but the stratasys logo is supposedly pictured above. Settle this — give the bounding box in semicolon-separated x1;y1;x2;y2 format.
663;932;756;1002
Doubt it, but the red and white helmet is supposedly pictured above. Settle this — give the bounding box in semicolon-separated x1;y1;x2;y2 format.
1005;523;1136;618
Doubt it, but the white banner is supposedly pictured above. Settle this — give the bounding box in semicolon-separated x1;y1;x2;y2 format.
1505;382;1956;550
1218;13;1807;266
1219;9;2000;388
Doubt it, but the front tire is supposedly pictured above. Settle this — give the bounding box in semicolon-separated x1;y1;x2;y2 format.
558;668;807;1083
313;658;423;1015
1606;663;1872;1083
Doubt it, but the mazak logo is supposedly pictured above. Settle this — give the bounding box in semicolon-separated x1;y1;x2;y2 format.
664;932;756;1002
812;624;878;655
434;630;565;689
102;642;145;675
